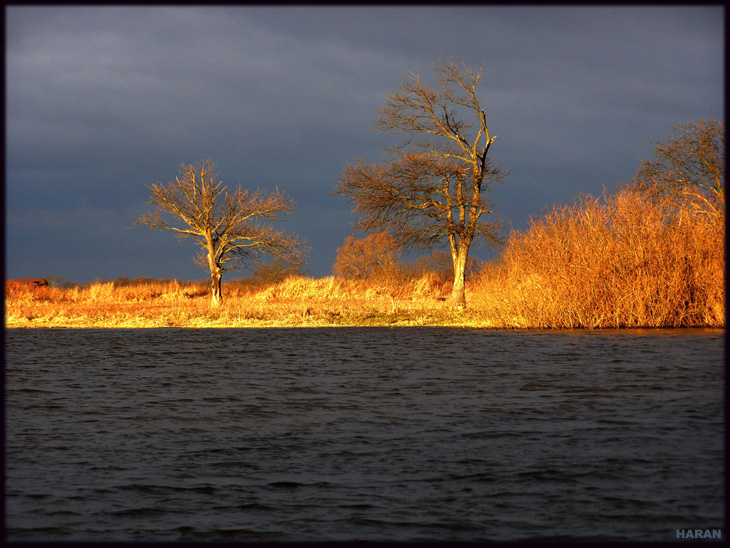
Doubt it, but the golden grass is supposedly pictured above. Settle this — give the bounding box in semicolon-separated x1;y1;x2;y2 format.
5;274;458;328
5;188;724;329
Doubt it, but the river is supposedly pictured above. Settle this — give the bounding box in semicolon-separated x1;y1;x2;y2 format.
5;327;724;541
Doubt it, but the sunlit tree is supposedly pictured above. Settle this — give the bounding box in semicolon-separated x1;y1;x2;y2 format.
249;257;307;285
631;119;724;216
134;159;306;305
332;231;402;281
335;58;508;307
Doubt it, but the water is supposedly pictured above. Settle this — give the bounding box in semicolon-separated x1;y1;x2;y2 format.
5;327;724;541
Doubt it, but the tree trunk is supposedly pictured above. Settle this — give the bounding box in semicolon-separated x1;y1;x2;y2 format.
451;247;468;309
207;249;223;306
210;268;222;306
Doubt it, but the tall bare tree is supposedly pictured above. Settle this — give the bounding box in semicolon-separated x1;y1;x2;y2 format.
631;119;724;216
134;159;305;305
335;58;507;307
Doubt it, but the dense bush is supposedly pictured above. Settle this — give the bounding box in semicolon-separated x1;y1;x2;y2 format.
473;187;724;328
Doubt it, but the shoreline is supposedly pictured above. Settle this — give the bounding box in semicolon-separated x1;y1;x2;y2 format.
5;269;724;330
6;314;724;330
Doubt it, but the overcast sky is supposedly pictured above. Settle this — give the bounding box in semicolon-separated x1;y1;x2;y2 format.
6;5;724;283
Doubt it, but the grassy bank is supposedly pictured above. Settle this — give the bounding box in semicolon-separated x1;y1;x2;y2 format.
6;188;724;329
5;275;467;328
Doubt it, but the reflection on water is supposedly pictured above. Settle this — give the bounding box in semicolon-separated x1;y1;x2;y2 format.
5;327;724;541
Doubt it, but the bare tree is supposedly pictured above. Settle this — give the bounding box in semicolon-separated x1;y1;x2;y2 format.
134;159;305;305
335;58;508;307
332;232;402;281
249;257;307;285
631;119;724;216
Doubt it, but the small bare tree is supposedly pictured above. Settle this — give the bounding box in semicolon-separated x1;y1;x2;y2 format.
249;257;307;285
134;159;305;305
335;58;507;307
631;119;724;216
332;232;402;281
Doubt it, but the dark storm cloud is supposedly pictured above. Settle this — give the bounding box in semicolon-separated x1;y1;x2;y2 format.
5;6;723;283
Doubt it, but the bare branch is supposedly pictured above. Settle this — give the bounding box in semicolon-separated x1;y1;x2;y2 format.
630;119;724;216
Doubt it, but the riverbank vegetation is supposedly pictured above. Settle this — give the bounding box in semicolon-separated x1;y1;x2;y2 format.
6;184;723;329
6;120;724;329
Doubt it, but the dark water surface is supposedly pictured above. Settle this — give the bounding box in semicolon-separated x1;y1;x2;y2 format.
5;327;724;541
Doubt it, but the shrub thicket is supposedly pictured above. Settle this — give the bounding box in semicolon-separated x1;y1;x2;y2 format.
472;187;724;328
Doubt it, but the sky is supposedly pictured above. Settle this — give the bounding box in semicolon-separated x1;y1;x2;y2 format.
5;5;724;284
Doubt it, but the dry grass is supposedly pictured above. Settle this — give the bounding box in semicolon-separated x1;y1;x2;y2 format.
5;274;457;328
5;188;724;329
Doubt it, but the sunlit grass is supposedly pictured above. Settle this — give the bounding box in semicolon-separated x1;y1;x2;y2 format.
5;188;724;329
5;274;457;328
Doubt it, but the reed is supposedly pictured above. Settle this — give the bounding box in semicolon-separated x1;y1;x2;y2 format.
5;188;723;329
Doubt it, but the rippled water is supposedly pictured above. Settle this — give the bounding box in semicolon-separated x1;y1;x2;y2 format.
5;327;724;541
